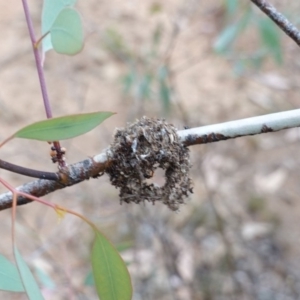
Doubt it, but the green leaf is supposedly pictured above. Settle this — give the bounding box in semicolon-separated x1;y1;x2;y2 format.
84;270;95;286
51;8;84;55
14;247;44;300
138;73;153;100
14;111;114;142
214;10;251;53
42;0;77;54
159;80;171;113
158;66;171;113
150;24;162;58
104;28;130;59
158;65;168;80
91;231;132;300
214;23;240;53
258;18;282;64
122;70;136;94
34;267;56;290
0;254;24;292
225;0;238;15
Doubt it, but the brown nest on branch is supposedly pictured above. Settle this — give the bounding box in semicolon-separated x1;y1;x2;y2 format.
106;117;193;211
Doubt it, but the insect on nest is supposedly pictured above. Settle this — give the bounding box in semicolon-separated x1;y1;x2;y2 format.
105;116;193;211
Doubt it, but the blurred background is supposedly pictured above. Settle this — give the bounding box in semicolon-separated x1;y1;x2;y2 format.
1;0;300;299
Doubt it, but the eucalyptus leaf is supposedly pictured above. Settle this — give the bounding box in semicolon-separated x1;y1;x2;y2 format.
258;18;282;64
91;231;132;300
214;10;251;53
138;73;153;100
34;267;56;290
0;254;24;292
50;8;84;55
159;80;171;113
14;112;114;142
84;270;95;286
42;0;77;54
225;0;238;15
14;247;44;300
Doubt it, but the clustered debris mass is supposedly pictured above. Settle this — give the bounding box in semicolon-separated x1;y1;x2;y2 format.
106;117;193;211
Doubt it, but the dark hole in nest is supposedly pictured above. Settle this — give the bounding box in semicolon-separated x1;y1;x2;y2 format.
105;117;193;211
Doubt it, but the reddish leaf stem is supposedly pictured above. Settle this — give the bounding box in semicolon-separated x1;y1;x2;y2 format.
21;0;65;166
21;0;52;119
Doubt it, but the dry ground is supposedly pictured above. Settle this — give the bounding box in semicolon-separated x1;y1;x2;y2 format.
1;0;300;299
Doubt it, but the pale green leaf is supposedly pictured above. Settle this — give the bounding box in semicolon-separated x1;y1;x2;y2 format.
34;267;56;290
0;254;24;292
91;231;132;300
258;18;282;64
14;112;114;142
225;0;238;15
214;10;251;53
42;0;77;54
84;270;95;286
159;80;171;113
51;8;84;55
14;247;44;300
214;23;240;53
138;73;153;100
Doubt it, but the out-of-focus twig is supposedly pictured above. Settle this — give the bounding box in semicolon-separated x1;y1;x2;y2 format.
250;0;300;46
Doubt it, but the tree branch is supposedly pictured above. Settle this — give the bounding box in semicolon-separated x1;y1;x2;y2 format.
179;108;300;145
2;0;298;211
250;0;300;46
1;108;300;211
0;151;111;210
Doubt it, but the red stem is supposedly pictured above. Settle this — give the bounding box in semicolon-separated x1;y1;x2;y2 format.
21;0;66;167
21;0;53;118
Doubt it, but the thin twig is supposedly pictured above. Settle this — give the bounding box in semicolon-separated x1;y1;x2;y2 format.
0;160;59;181
250;0;300;46
1;108;300;211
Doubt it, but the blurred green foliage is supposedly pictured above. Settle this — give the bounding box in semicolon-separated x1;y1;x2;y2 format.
103;16;173;115
102;1;284;115
34;267;56;290
247;196;266;215
214;0;283;75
